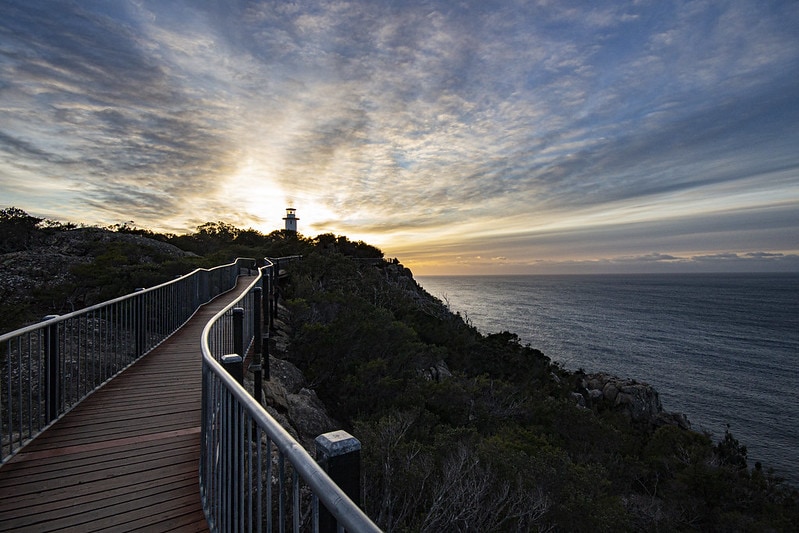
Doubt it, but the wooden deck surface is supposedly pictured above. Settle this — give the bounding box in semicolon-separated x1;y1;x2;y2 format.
0;276;257;532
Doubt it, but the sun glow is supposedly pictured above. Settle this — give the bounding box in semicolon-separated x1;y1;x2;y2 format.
218;158;286;230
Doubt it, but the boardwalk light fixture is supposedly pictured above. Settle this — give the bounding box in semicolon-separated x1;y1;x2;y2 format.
220;354;244;385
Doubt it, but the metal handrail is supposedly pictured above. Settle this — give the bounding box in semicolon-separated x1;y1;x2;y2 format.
0;257;255;464
200;257;381;533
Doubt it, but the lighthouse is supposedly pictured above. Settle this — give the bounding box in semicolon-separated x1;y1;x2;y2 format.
283;207;299;232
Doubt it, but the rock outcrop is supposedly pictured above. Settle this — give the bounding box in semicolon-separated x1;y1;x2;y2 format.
420;359;453;382
259;355;339;451
577;372;691;430
252;304;339;452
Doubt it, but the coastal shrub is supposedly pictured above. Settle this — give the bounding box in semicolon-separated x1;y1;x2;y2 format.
287;292;432;420
479;435;630;532
67;242;202;306
644;425;713;477
469;331;551;385
0;299;33;334
714;424;748;470
313;233;384;258
354;411;435;530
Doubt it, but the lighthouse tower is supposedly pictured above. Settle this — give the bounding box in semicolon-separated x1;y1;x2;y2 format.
283;207;299;232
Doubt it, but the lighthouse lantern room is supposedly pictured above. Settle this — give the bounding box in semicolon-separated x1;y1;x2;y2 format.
283;207;299;232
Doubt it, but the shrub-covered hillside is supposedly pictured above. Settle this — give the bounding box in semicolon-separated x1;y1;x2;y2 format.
3;207;797;531
281;249;799;532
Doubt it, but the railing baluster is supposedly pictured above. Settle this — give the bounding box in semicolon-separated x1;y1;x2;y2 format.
279;451;286;533
90;310;95;388
6;338;13;454
267;436;273;533
225;390;232;533
293;469;300;533
17;334;22;445
258;426;264;533
78;313;83;401
313;494;319;533
36;332;42;431
1;340;5;463
26;332;32;442
247;412;253;532
43;316;57;423
238;402;244;533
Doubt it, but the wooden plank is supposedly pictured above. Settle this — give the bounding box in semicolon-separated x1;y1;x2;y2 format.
22;493;203;532
0;438;198;486
108;506;210;533
0;474;200;529
126;514;210;533
17;419;201;450
0;449;199;497
41;402;200;425
49;403;201;427
0;431;198;475
1;469;199;514
40;403;201;430
0;471;198;521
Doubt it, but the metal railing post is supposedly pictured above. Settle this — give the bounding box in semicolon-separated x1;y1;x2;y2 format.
272;259;281;331
263;271;272;332
220;353;243;531
43;315;60;423
316;431;363;533
221;354;243;385
134;288;145;357
233;307;244;360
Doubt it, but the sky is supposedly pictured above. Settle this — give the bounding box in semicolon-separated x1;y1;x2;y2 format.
1;0;798;275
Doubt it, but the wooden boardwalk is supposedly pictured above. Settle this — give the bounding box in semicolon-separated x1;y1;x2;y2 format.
0;276;257;532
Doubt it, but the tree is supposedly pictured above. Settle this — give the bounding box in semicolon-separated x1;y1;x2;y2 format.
312;233;384;258
0;207;43;252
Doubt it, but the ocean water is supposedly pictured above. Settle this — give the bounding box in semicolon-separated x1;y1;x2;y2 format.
416;273;799;485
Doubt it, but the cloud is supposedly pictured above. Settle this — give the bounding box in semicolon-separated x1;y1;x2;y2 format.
0;0;244;225
417;251;799;275
0;0;798;273
619;253;682;263
0;130;67;163
615;251;799;273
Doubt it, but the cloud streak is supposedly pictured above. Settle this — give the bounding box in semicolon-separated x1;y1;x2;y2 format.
1;0;798;273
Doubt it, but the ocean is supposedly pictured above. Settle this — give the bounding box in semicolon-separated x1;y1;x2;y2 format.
416;273;799;485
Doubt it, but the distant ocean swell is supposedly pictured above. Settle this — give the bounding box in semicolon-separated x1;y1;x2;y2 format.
416;273;799;485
